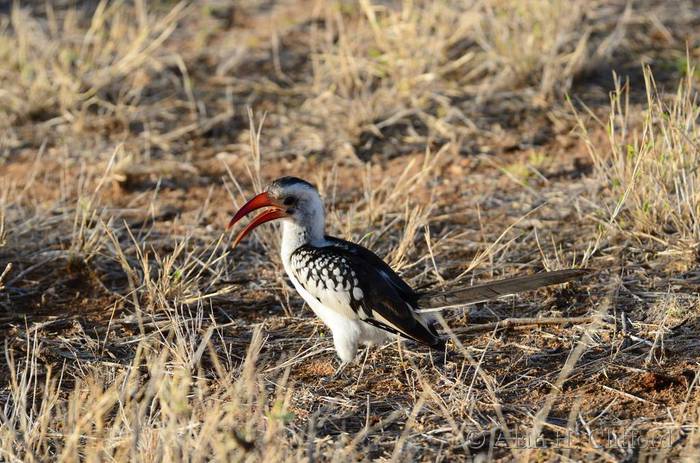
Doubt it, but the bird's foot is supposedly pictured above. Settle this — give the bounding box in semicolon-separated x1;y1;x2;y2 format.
320;361;350;384
333;361;350;378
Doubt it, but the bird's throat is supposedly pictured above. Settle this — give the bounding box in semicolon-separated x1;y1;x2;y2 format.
280;219;324;261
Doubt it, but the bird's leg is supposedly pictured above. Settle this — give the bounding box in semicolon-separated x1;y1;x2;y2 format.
362;345;371;364
327;332;358;380
332;360;350;379
355;346;371;385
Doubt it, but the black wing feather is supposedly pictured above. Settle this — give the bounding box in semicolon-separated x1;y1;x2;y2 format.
295;237;444;349
325;236;417;304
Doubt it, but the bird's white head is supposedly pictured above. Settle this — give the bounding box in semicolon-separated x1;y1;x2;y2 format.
228;176;325;249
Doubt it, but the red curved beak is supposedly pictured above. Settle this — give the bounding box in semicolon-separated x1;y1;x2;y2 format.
228;191;287;248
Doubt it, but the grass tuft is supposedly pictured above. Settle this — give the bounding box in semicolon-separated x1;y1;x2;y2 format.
0;1;184;125
577;64;700;255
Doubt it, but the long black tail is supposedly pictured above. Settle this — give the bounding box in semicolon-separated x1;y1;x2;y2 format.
417;269;589;307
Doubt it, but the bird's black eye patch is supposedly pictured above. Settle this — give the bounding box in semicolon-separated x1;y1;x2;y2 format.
283;196;296;206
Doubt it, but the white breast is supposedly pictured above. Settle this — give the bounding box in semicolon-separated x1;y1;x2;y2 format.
281;255;391;363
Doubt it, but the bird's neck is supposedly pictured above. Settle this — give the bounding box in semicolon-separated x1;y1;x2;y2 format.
280;218;325;261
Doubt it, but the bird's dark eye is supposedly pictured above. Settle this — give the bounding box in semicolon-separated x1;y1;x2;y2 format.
283;196;296;206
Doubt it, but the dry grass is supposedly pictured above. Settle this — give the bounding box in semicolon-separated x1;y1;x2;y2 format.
1;1;699;461
578;64;700;256
0;1;184;125
301;0;596;158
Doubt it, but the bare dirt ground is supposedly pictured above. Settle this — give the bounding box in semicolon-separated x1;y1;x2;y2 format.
1;1;699;461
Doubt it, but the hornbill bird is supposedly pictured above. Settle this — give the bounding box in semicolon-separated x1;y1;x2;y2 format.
228;176;587;367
